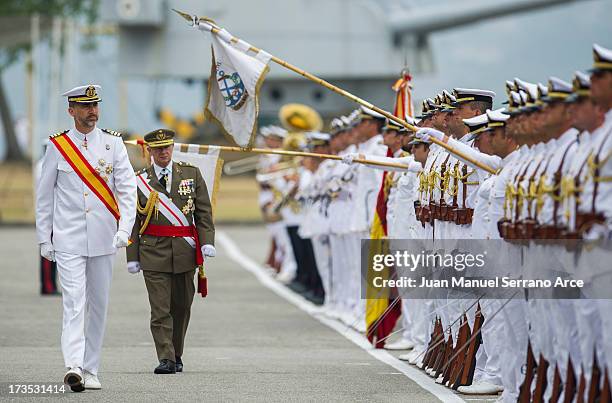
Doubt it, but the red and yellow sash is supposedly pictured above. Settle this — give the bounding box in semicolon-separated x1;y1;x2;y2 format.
50;133;120;220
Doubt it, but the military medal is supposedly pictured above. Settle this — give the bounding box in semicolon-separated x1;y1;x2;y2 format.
178;179;195;196
182;197;195;215
105;164;113;175
83;135;88;149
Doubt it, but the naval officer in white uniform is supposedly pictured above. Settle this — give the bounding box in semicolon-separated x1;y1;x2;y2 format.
35;85;137;391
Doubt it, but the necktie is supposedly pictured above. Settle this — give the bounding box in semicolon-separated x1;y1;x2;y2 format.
159;168;169;190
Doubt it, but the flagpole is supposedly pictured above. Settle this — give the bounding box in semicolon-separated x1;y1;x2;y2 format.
125;140;411;170
172;9;497;175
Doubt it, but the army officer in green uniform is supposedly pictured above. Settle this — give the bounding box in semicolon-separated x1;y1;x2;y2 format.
127;129;215;374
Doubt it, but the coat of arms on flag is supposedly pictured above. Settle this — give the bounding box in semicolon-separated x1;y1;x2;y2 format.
216;65;249;111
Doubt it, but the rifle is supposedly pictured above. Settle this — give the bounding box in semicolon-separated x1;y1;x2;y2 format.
422;317;441;368
587;349;601;403
450;313;471;390
458;302;485;387
549;363;563;403
432;332;453;379
577;365;586;403
532;353;549;402
518;341;537;403
601;368;611;403
563;357;577;403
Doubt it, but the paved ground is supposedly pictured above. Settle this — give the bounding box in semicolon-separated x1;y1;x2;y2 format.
0;225;460;402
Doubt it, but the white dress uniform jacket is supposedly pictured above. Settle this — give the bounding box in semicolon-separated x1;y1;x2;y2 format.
36;126;137;256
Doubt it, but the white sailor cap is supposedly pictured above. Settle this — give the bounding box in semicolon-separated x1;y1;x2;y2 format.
566;71;591;103
514;78;538;106
505;80;517;95
463;113;490;141
260;125;288;139
358;105;386;121
451;88;495;107
482;108;510;134
541;77;573;103
506;91;524;115
306;131;331;146
329;118;345;135
591;43;612;73
348;109;361;126
440;90;458;111
62;84;102;103
340;115;353;127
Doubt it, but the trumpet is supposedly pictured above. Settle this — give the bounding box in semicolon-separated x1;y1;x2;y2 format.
255;167;298;183
222;155;261;175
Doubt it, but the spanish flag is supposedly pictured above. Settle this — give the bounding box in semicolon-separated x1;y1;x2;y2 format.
365;71;414;348
365;148;402;348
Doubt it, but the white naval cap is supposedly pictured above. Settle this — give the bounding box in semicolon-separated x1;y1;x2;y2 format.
565;71;591;103
486;108;510;123
452;88;496;105
306;131;331;142
62;84;102;103
541;76;573;102
514;78;538;104
463;113;489;128
329;118;345;135
481;108;510;135
359;105;385;121
260;125;288;139
463;113;490;141
591;43;612;72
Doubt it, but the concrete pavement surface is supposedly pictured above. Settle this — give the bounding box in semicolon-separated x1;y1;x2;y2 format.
0;225;474;402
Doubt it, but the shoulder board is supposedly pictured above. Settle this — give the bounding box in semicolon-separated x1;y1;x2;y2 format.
102;128;122;137
135;168;147;176
177;161;195;167
49;130;69;139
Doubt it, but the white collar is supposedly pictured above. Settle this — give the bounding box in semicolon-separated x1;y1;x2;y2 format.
72;125;97;141
153;160;173;177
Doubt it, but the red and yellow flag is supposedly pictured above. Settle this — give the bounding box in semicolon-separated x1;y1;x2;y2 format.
392;70;414;120
365;71;414;348
50;133;120;220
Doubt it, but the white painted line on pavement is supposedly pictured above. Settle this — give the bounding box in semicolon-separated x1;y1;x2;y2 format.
217;230;465;403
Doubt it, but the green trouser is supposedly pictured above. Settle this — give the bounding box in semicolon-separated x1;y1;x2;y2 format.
143;269;195;361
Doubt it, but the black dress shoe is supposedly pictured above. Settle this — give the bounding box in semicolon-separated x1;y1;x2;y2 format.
175;356;183;372
154;359;176;374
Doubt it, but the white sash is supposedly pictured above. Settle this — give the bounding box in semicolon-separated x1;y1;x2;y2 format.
136;171;196;248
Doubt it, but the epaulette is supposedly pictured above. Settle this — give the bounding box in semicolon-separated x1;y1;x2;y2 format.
49;130;69;139
102;128;122;137
177;161;195;167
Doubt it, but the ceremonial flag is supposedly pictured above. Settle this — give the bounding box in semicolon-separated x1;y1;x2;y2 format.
365;71;414;348
365;148;402;348
173;143;224;213
392;70;414;119
198;20;271;148
174;143;224;298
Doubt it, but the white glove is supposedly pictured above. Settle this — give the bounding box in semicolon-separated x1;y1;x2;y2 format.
40;242;55;262
113;230;130;248
127;261;141;274
341;153;360;165
416;127;445;142
201;244;216;257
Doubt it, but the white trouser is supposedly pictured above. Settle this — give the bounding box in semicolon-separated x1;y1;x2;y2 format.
56;252;114;375
475;299;504;386
267;222;297;279
329;234;348;315
311;235;333;307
